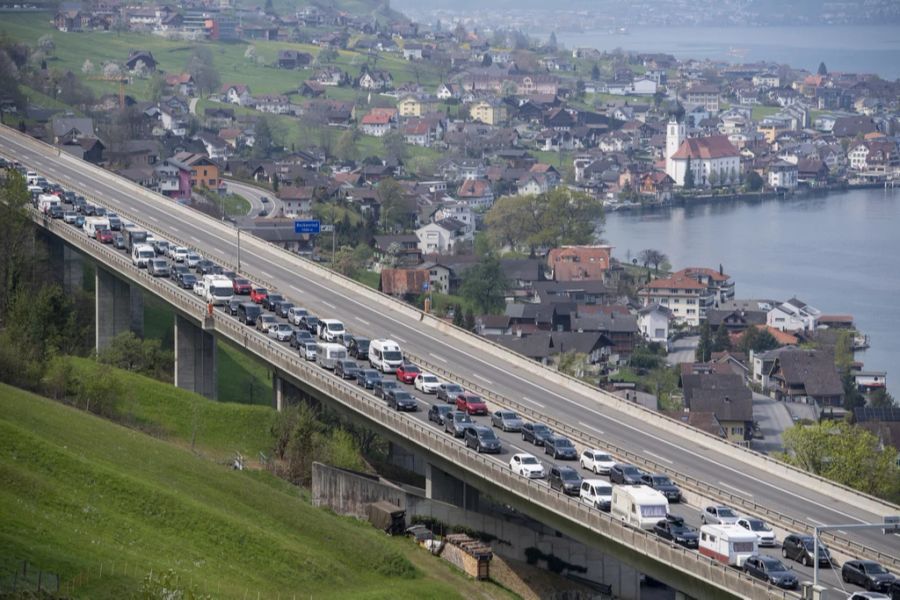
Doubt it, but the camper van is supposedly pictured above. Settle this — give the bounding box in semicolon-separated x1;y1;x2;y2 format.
317;342;348;370
699;524;759;567
317;318;346;342
131;243;155;268
202;275;234;306
610;485;669;530
83;216;110;238
124;228;148;253
368;339;404;373
38;194;60;214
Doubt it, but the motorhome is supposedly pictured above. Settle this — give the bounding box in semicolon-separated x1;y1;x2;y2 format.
131;243;155;268
610;484;669;530
38;194;60;214
317;342;347;370
124;228;148;253
317;318;346;342
368;339;404;373
202;275;234;306
83;216;110;238
699;524;759;567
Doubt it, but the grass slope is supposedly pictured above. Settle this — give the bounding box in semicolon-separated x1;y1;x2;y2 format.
0;385;507;599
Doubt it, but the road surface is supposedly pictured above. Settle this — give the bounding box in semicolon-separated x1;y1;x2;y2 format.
225;179;283;219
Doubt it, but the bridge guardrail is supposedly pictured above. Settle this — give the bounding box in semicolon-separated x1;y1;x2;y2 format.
7;128;898;569
36;209;797;600
5;126;898;525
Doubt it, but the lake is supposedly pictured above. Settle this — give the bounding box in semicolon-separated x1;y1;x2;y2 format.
560;25;900;80
603;188;899;390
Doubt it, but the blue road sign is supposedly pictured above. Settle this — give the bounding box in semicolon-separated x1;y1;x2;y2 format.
294;220;321;234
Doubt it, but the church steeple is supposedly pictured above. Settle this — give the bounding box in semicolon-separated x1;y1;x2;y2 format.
666;117;685;180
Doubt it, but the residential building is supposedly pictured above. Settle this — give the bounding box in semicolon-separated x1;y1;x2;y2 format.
360;112;394;137
456;178;494;209
469;100;507;126
277;186;314;216
397;95;434;118
415;219;470;254
767;160;799;189
220;83;253;106
766;297;821;332
637;304;672;344
767;349;844;406
547;245;613;282
253;94;291;114
682;372;753;444
673;267;734;304
154;157;192;201
683;84;721;112
358;70;393;90
638;274;712;326
174;152;220;190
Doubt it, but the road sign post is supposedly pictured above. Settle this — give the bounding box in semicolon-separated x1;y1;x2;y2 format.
294;220;321;234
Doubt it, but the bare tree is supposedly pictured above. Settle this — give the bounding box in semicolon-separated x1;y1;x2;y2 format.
81;59;94;74
638;249;668;274
102;62;122;79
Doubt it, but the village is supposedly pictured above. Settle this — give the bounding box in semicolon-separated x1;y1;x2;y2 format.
3;0;898;454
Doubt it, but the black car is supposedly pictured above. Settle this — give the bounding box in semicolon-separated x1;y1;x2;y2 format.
544;436;578;460
640;473;682;502
428;404;453;425
301;315;319;333
264;293;285;312
548;465;582;496
743;555;798;590
653;515;699;549
373;379;400;399
522;422;553;446
385;389;418;411
237;302;261;326
609;463;645;485
464;425;501;453
782;534;833;568
290;329;314;349
437;382;464;403
226;299;242;316
194;259;215;274
274;301;293;318
334;359;360;380
356;369;381;389
179;273;198;290
842;560;895;592
444;411;473;437
347;336;370;359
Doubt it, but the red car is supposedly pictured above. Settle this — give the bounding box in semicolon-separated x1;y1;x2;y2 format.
233;278;252;295
96;228;114;244
395;363;421;384
250;287;268;304
456;392;487;416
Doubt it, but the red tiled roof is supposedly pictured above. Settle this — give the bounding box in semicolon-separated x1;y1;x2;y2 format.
361;113;391;125
670;136;738;160
675;267;730;282
457;178;491;197
644;275;706;290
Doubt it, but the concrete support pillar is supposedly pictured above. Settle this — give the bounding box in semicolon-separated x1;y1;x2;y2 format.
273;372;284;412
387;441;427;476
174;314;217;400
95;267;143;351
62;244;84;292
425;463;479;510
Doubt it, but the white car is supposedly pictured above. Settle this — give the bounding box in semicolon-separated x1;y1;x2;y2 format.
580;449;616;475
700;505;740;525
192;281;206;296
735;517;777;547
170;246;188;261
414;373;442;394
579;479;613;511
509;453;545;479
269;323;294;342
186;252;202;268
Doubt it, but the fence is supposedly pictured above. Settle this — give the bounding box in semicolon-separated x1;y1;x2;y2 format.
0;560;60;595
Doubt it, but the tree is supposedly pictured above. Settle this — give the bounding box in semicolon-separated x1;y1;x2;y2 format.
97;331;173;382
186;46;220;96
712;325;731;353
459;256;509;315
746;171;764;192
81;59;94;74
382;130;407;161
252;115;272;159
817;62;828;76
737;327;779;354
102;62;121;79
452;304;464;327
463;308;476;331
244;46;256;62
131;59;148;79
869;388;896;409
683;156;695;189
0;171;35;317
548;31;558;51
0;49;25;113
695;321;712;362
317;47;338;64
637;248;667;274
271;173;279;193
37;34;54;55
377;178;412;233
335;129;359;162
147;71;165;103
591;63;600;81
708;168;719;188
481;53;492;67
781;421;898;498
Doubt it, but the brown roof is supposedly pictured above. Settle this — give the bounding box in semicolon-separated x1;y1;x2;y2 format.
670;135;739;160
548;245;612;282
661;410;725;438
381;268;428;296
644;275;706;291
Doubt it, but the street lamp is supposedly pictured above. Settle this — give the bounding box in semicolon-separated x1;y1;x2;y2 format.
236;227;242;272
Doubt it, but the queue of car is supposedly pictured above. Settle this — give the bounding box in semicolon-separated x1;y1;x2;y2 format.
16;159;896;598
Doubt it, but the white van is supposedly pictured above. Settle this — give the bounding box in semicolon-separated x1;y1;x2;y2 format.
83;216;110;238
317;318;345;342
28;184;45;197
202;275;234;306
580;479;613;511
38;194;60;214
26;171;39;185
610;484;669;530
316;342;347;370
368;339;403;373
698;524;758;567
131;243;155;268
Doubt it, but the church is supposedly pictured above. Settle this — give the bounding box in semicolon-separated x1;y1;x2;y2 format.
665;118;740;187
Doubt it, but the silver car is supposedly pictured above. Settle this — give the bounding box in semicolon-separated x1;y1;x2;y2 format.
490;410;524;432
269;323;294;342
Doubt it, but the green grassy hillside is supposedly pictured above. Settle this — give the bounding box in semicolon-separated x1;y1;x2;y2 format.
0;384;511;598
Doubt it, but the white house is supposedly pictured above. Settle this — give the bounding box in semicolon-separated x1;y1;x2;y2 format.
767;160;798;190
253;94;291;114
415;219;470;254
360;113;393;137
637;304;672;344
766;298;821;332
220;84;252;107
631;78;658;96
665;118;741;188
433;202;475;236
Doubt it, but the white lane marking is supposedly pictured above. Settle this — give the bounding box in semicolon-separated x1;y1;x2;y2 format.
473;373;493;385
290;285;303;294
170;226;180;233
522;396;546;408
838;530;848;535
578;421;605;435
391;334;407;343
190;236;201;244
429;352;447;363
807;517;826;526
24;144;872;529
148;215;160;223
719;481;753;497
355;316;370;325
322;300;336;309
645;451;674;465
260;270;273;278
